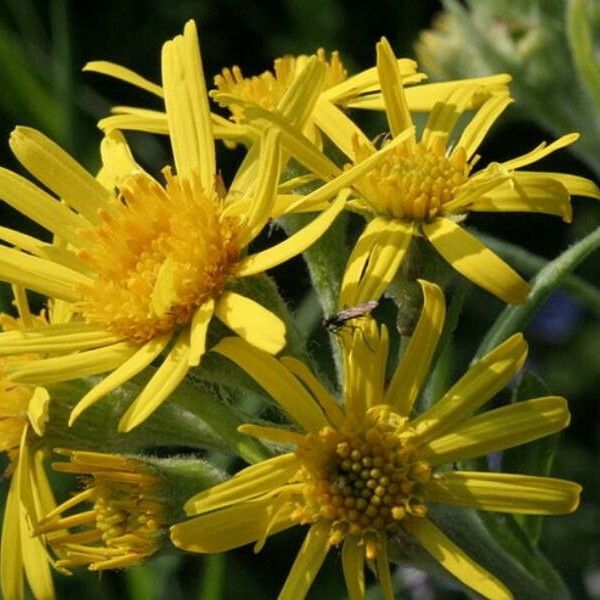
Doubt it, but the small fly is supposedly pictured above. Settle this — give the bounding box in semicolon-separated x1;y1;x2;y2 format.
322;300;379;333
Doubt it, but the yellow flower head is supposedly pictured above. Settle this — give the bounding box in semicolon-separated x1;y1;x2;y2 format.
213;48;347;123
0;22;344;433
285;38;600;307
37;450;166;571
171;281;580;600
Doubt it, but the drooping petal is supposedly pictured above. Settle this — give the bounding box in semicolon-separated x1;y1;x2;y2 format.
423;218;530;304
6;341;138;385
279;521;331;600
84;61;164;97
170;497;295;553
214;291;286;355
340;217;414;307
424;472;581;514
161;21;215;186
184;453;300;514
411;333;528;443
385;280;445;415
280;356;344;427
69;333;172;426
446;175;573;222
420;396;570;465
213;337;328;433
118;330;191;432
515;171;600;200
235;194;345;277
407;518;511;600
342;535;365;600
376;38;413;138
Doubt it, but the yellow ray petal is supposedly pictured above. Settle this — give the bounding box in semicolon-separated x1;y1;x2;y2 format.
170;497;295;553
238;129;281;246
340;218;414;307
342;535;365;600
446;175;573;222
69;333;172;426
214;291;286;355
162;21;214;185
9;127;108;224
456;93;513;160
84;60;164;97
423;218;530;304
280;356;344;428
408;518;512;599
235;194;345;277
238;423;306;447
411;333;528;442
189;299;215;366
6;341;138;385
97;111;170;134
279;521;331;600
313;98;372;161
385;280;445;415
99;129;142;188
376;38;413;138
1;476;24;600
425;471;581;514
420;396;570;465
0;245;88;302
375;535;395;600
516;171;600;200
0;166;89;245
213;337;328;433
345;74;511;111
0;322;122;355
323;58;419;103
118;330;191;432
20;506;55;600
422;84;490;150
501;133;579;171
184;453;300;514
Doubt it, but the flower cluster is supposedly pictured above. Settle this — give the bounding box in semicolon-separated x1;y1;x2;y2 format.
0;19;597;600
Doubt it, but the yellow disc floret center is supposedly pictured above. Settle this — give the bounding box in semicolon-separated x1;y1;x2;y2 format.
294;409;430;544
77;169;241;343
354;138;469;222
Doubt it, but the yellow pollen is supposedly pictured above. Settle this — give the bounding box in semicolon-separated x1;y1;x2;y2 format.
352;137;470;222
76;169;241;343
213;49;347;123
294;414;431;546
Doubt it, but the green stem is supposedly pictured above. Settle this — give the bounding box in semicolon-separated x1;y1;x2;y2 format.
475;225;600;359
198;554;227;600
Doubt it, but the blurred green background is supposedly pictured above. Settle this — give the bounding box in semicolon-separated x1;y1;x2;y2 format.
0;1;598;598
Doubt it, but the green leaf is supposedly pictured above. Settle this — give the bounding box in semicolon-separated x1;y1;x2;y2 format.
501;372;561;544
475;224;600;359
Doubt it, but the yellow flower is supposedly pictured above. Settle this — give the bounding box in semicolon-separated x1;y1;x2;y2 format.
36;450;166;571
0;22;344;433
170;281;580;600
0;297;60;600
276;38;600;306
